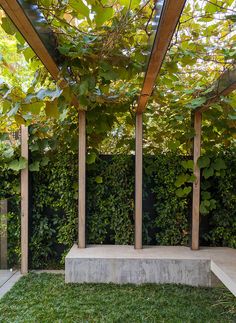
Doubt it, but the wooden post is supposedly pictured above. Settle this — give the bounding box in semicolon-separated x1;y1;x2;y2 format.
135;113;143;249
21;125;29;274
78;110;86;248
192;111;202;250
0;199;8;269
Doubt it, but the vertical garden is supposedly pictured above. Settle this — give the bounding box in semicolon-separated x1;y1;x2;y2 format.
0;0;235;268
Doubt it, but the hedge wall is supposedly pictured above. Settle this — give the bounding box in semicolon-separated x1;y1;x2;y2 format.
1;145;235;269
28;148;235;268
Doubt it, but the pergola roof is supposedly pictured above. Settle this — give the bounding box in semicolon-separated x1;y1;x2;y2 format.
1;1;236;114
0;0;187;111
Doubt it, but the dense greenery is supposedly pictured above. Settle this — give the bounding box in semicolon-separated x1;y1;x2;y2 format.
0;0;235;154
0;273;235;322
27;147;235;268
0;1;235;269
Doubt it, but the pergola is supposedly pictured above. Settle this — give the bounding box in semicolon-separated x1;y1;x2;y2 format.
1;0;235;275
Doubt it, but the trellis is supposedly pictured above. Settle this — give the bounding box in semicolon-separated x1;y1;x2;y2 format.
0;0;235;275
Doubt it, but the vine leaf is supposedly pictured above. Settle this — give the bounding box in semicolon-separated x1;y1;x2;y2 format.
212;158;226;170
198;156;210;168
187;97;206;109
95;176;103;184
8;157;27;171
174;174;188;187
93;6;114;27
1;17;16;35
87;152;96;164
69;0;90;21
181;160;194;170
175;186;192;197
202;167;214;179
41;157;49;166
29;102;44;115
45;99;59;118
29;161;40;172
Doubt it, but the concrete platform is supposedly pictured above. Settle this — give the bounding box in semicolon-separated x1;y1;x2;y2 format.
65;245;236;294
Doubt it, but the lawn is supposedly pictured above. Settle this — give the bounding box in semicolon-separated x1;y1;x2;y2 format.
0;273;235;322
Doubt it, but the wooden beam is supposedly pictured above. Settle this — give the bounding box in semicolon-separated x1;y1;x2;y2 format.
191;111;202;250
0;0;60;80
135;113;143;249
78;110;86;248
196;68;236;113
137;0;186;113
21;125;29;274
0;199;8;269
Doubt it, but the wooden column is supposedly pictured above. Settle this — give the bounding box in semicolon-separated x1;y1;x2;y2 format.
78;110;86;248
191;111;202;250
135;113;143;249
0;199;8;269
21;125;29;274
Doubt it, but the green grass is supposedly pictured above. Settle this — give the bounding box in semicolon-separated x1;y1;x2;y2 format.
0;273;235;322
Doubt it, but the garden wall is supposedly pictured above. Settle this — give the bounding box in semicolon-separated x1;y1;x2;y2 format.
1;147;235;268
28;149;235;268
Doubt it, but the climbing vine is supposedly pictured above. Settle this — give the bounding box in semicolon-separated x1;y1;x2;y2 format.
0;1;235;268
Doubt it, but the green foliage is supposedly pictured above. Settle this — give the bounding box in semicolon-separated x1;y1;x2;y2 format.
87;156;135;245
8;157;27;171
1;133;235;268
0;0;235;269
1;0;235;156
0;141;21;267
0;141;20;199
203;149;236;248
144;155;191;246
7;208;21;267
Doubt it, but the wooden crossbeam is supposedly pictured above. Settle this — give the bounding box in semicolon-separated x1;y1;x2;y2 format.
136;0;186;113
196;68;236;113
0;0;60;80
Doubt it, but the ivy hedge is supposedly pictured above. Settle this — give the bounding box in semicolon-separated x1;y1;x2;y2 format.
28;148;235;268
1;147;235;269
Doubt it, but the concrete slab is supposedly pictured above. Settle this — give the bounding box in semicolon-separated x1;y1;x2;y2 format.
211;260;236;296
0;271;22;299
65;245;236;295
65;245;221;286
